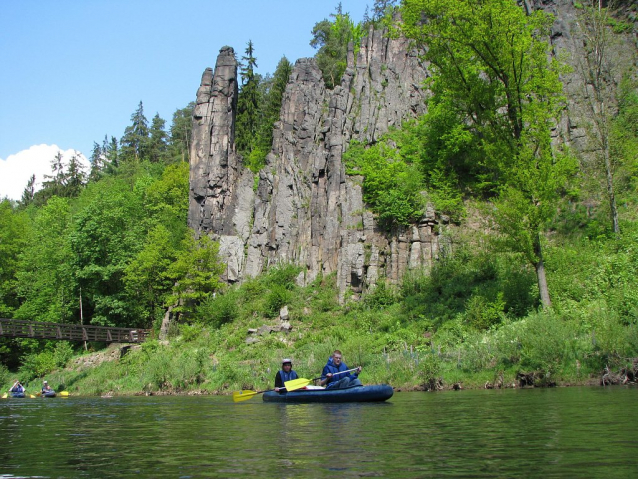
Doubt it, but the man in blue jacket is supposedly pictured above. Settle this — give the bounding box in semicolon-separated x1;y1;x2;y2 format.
320;350;362;389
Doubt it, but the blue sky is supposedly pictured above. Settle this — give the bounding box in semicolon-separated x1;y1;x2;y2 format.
0;0;369;199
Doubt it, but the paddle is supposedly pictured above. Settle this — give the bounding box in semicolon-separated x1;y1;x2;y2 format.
59;391;70;397
1;393;7;399
233;388;278;403
284;367;360;392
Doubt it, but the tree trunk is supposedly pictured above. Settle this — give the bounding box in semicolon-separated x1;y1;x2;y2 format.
604;148;620;234
159;305;174;341
533;234;552;309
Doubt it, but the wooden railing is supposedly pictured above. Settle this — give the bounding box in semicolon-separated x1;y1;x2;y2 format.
0;318;152;343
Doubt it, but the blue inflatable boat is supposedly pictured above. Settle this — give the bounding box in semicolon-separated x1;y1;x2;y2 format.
10;392;26;398
263;384;393;403
42;391;57;398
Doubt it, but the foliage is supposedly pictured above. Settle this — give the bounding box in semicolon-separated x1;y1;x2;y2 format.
0;201;29;316
120;101;150;163
14;197;76;323
399;245;538;328
245;56;293;172
165;232;225;317
168;102;195;163
311;5;364;88
344;140;425;227
236;40;261;157
401;0;575;307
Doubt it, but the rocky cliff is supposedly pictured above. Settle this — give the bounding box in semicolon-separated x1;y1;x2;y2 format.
188;3;637;299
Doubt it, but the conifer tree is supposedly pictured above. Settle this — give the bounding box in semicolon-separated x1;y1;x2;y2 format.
169;102;195;163
235;40;261;156
120;101;149;162
19;174;36;208
148;113;168;163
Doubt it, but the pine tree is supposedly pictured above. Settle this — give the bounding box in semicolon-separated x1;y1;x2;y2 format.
89;141;104;182
19;175;36;207
148;113;168;163
235;40;261;156
65;152;87;197
120;101;149;162
104;135;119;173
245;56;293;172
169;102;195;163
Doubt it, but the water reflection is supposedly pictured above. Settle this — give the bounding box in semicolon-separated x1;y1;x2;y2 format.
1;388;637;477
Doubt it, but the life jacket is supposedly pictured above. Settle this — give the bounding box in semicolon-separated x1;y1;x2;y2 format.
278;369;298;383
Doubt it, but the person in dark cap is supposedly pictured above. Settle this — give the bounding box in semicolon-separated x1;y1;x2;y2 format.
274;358;298;392
41;380;53;394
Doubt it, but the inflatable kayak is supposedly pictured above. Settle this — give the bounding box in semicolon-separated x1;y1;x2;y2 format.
263;384;393;403
42;391;57;398
10;392;26;398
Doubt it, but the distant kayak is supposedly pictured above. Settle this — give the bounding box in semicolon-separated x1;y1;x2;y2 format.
10;392;26;398
263;384;393;403
42;391;57;398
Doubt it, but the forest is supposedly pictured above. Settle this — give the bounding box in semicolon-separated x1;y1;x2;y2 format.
1;0;638;395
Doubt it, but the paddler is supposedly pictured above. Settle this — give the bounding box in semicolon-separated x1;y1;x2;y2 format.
274;358;299;392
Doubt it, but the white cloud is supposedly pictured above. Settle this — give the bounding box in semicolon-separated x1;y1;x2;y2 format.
0;145;90;201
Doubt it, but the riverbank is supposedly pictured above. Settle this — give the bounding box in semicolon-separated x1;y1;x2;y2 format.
3;227;638;397
0;330;614;398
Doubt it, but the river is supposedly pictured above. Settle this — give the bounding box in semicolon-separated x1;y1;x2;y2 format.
1;386;637;478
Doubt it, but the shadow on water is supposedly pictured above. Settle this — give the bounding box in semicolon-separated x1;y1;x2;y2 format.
1;387;638;478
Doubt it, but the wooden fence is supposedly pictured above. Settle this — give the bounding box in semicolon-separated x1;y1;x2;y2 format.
0;318;152;343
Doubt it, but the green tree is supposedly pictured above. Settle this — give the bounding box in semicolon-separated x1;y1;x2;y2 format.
14;197;76;323
575;0;633;234
65;152;87;198
120;101;149;163
247;56;293;172
310;5;363;88
148;113;168;163
0;200;29;316
19;174;36;208
169;102;195;163
124;224;180;327
401;0;575;308
89;141;105;182
344;141;426;227
103;135;119;173
70;181;145;326
165;232;225;319
236;40;261;156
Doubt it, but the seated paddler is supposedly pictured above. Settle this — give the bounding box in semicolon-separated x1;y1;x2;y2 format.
274;358;298;392
320;349;362;389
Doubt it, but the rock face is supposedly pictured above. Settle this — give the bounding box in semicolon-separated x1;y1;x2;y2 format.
188;25;442;298
188;6;637;298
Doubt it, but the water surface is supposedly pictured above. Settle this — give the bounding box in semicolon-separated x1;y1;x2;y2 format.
1;386;637;478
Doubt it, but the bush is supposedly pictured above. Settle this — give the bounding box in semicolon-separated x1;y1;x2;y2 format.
265;284;292;317
196;291;240;328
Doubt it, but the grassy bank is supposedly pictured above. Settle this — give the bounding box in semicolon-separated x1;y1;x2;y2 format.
3;222;638;396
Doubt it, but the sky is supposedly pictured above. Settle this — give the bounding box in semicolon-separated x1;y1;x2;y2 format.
0;0;370;200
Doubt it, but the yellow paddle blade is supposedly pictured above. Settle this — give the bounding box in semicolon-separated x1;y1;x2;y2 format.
284;377;312;392
1;393;7;399
233;390;259;402
30;394;36;398
59;391;69;397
